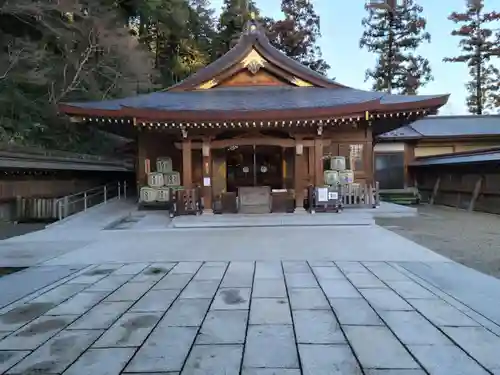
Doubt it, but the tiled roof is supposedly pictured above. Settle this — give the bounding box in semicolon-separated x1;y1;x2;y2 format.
63;86;445;112
379;115;500;140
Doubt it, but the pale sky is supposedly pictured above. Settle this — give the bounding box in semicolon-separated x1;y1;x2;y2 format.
211;0;500;115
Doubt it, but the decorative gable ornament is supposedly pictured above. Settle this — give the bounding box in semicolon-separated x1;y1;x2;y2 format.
241;49;266;74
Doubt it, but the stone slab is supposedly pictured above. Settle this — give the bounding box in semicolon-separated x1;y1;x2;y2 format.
378;311;451;345
196;310;248;345
289;288;330;310
28;283;89;305
443;326;500;371
93;312;162;348
298;344;362;375
160;298;211;327
408;299;480;327
212;288;251;310
335;262;367;274
182;344;242;375
153;274;193;290
46;291;109;315
242;370;301;375
319;280;360;298
364;263;409;281
0;351;30;373
329;298;383;326
244;325;299;369
6;329;103;374
293;310;345;344
285;273;318;288
84;275;132;292
105;282;155;302
192;265;226;280
169;262;202;274
250;298;292;325
0;302;57;332
344;326;419;369
180;280;220;299
360;289;413;311
346;273;386;289
311;266;346;280
365;371;426;375
63;347;135;375
0;315;77;350
0;265;84;309
111;263;150;275
385;280;437;299
255;262;283;279
221;273;254;288
408;344;490;375
398;261;500;327
283;261;310;274
129;289;179;312
124;326;197;373
252;279;287;298
67;301;132;330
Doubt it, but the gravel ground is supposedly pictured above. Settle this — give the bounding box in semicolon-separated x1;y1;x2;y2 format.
376;204;500;279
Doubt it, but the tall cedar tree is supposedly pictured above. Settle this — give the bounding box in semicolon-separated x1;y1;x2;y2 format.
268;0;329;75
444;1;500;114
360;0;432;94
213;0;263;59
121;0;215;86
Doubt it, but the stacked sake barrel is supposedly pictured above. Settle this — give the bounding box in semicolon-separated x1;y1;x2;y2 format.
323;156;354;186
140;157;181;204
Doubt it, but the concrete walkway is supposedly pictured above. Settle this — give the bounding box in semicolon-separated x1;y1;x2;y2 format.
0;203;500;374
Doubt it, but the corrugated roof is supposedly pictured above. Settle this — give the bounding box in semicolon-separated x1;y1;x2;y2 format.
411;148;500;166
379;115;500;140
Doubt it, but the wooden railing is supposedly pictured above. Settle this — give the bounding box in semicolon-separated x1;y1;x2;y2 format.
340;182;380;208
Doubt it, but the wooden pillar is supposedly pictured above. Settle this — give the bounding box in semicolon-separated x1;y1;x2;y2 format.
314;138;324;186
429;176;440;205
468;176;483;212
294;139;304;212
182;139;192;188
202;140;212;213
308;146;315;184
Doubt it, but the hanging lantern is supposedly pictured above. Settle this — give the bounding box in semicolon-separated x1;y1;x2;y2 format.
296;143;304;155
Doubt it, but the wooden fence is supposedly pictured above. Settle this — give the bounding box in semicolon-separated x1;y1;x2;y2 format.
414;166;500;214
340;182;380;208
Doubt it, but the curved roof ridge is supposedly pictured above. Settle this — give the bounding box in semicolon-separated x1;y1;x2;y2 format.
168;18;345;91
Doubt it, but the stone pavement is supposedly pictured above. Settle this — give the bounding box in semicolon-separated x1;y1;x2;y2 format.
1;260;500;374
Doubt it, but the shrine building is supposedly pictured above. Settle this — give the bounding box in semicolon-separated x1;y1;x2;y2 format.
58;17;449;214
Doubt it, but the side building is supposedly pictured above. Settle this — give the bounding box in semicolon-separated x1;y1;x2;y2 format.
376;115;500;212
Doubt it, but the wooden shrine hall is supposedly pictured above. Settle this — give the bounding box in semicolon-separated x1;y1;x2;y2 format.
58;16;449;214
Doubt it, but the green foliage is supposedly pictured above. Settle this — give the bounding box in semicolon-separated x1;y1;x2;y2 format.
0;0;333;153
360;0;432;94
0;0;156;152
268;0;330;75
443;2;500;114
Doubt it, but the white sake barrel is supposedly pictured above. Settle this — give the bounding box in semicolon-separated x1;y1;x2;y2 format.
330;156;346;171
339;170;354;184
147;172;164;187
156;157;173;173
323;170;340;186
163;171;180;186
140;187;157;202
156;188;170;202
